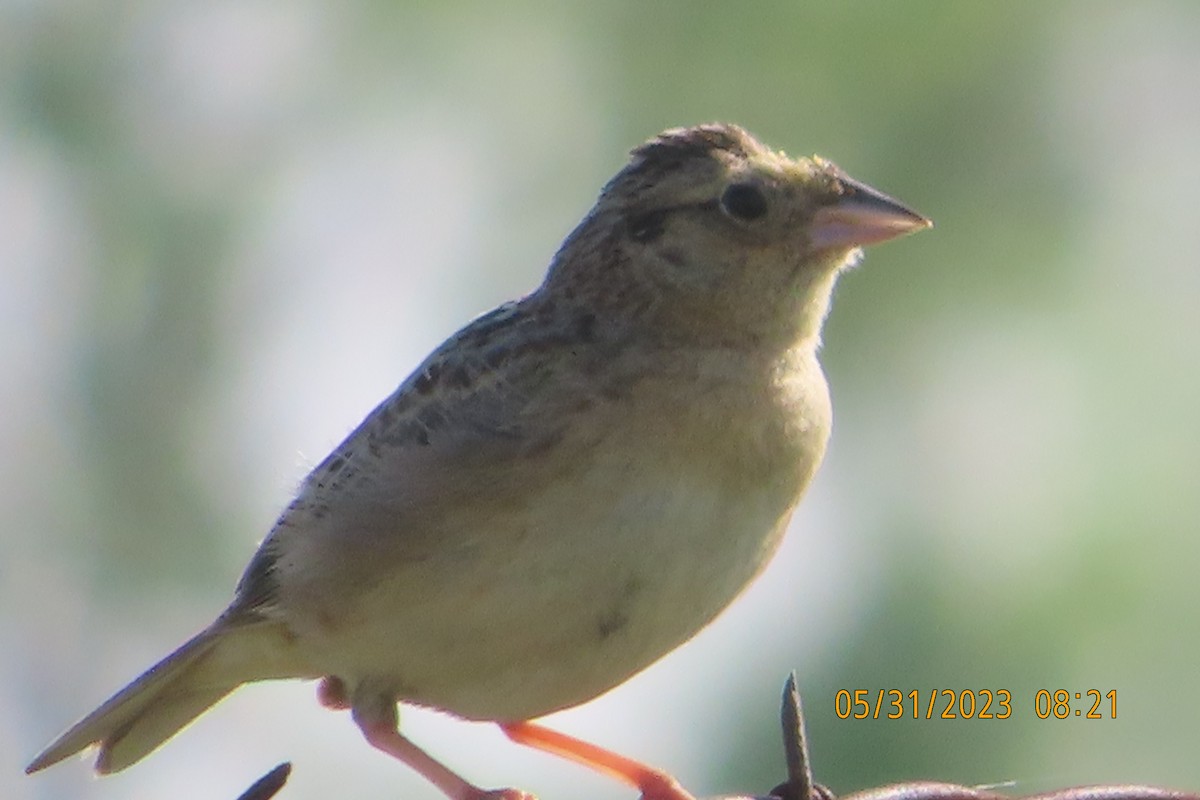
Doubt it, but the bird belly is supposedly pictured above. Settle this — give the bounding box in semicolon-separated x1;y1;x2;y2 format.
301;448;808;721
282;355;830;721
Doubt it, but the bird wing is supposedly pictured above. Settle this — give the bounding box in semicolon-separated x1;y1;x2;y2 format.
227;298;620;621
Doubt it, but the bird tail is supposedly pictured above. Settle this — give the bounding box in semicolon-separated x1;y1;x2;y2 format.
26;619;305;775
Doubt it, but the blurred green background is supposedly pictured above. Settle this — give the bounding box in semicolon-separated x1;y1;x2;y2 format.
5;2;1199;799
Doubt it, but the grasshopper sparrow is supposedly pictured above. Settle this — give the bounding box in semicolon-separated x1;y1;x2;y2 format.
28;123;929;800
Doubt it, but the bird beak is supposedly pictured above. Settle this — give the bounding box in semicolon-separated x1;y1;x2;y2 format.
809;175;931;251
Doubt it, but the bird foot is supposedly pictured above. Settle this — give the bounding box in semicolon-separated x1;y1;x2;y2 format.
462;790;537;800
632;772;693;800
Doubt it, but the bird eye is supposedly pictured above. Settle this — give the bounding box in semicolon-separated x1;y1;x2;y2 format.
719;182;768;221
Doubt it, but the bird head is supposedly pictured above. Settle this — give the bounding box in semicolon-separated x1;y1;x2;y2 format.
543;123;930;350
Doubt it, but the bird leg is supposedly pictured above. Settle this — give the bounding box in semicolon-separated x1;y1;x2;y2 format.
319;677;534;800
499;721;696;800
356;721;533;800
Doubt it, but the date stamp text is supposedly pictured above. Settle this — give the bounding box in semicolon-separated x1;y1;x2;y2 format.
834;689;1117;720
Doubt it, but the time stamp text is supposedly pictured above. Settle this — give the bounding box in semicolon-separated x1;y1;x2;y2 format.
834;689;1118;720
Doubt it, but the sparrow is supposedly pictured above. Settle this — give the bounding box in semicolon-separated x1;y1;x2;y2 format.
27;123;929;800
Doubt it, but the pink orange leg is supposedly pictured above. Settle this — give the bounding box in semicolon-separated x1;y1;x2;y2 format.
499;721;695;800
357;719;533;800
322;678;535;800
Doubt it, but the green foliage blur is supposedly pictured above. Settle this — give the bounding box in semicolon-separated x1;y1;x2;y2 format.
5;2;1199;799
